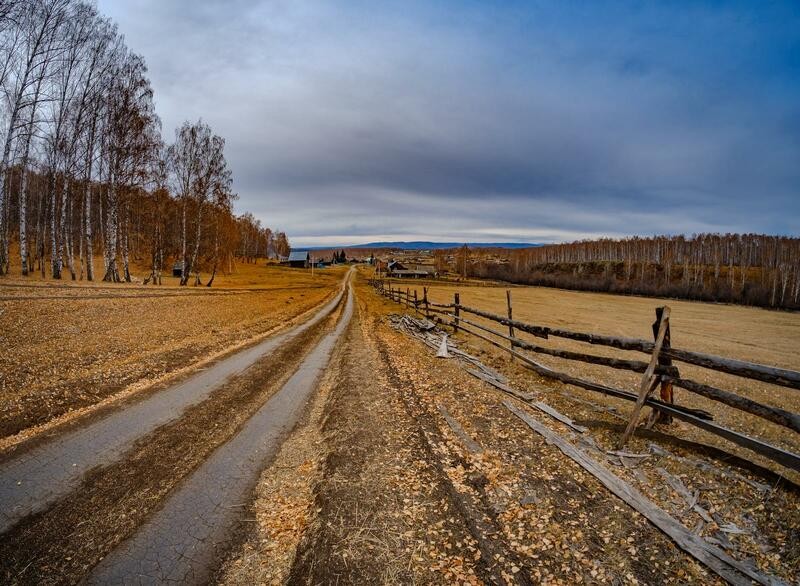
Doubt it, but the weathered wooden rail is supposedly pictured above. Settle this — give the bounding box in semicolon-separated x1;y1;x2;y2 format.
369;278;800;473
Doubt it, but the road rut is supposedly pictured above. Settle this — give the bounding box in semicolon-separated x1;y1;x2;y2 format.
88;283;354;584
0;277;348;534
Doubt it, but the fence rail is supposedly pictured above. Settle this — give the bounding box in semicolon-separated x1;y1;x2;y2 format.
369;278;800;473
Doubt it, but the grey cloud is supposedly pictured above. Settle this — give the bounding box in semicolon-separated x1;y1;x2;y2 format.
98;0;800;245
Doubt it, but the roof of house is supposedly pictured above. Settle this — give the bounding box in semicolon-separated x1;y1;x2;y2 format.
391;270;432;277
288;250;309;262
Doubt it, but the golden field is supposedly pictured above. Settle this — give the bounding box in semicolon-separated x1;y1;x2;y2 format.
0;262;345;441
390;277;800;473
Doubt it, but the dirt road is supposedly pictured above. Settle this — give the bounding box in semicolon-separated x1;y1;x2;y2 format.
222;278;799;585
88;284;354;583
0;276;347;534
1;271;797;584
0;273;352;583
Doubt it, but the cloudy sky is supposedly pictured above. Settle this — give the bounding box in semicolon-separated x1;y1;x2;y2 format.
97;0;799;246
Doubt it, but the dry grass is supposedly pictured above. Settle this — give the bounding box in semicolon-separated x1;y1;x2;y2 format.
360;275;799;582
391;278;800;476
0;299;342;585
0;261;344;441
352;279;718;584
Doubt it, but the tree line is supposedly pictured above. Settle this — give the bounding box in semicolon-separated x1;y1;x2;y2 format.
436;234;800;309
0;0;287;285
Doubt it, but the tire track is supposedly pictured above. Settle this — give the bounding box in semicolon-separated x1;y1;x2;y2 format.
87;283;354;584
0;286;345;584
373;333;533;586
0;276;349;534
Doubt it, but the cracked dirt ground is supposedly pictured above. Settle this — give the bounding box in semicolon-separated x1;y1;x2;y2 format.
1;270;798;584
0;285;346;534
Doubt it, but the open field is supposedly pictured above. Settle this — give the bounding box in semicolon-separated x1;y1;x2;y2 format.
0;262;344;443
391;277;800;475
354;274;800;582
0;267;798;584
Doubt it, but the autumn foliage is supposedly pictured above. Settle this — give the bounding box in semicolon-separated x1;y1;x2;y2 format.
440;234;800;310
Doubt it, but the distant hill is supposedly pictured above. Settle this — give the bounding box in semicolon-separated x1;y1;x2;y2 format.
295;241;541;251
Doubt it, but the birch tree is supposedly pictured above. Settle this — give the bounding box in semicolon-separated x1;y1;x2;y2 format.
0;0;70;274
101;50;159;281
167;120;231;285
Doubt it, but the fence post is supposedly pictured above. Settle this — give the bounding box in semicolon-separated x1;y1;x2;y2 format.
414;290;418;315
506;289;515;355
619;306;671;448
406;287;410;309
423;287;430;319
453;292;460;333
654;306;674;424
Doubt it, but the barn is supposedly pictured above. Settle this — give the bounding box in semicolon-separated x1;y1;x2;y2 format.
284;250;310;268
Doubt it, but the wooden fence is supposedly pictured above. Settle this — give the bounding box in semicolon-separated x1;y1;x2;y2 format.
369;278;800;473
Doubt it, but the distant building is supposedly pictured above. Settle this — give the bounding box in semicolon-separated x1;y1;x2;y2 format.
387;260;437;279
172;260;184;277
283;250;310;268
389;269;435;279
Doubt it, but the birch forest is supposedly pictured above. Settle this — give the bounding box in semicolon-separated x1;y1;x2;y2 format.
0;0;288;285
456;234;800;309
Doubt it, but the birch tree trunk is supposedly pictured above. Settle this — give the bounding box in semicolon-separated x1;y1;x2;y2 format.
180;199;187;284
49;172;61;278
0;115;19;274
84;181;93;280
64;181;76;279
121;202;130;282
18;168;28;274
188;202;202;285
103;184;119;282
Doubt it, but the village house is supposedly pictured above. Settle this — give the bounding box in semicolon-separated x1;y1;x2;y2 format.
386;260;437;279
283;250;310;268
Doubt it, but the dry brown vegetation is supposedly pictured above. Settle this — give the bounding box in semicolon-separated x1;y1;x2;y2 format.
399;281;800;477
0;262;344;442
354;274;799;582
1;266;798;583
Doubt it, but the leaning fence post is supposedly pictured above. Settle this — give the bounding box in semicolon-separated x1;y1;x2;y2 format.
654;306;674;425
414;290;418;315
406;287;410;309
506;289;515;354
619;306;671;448
423;287;430;319
453;292;460;333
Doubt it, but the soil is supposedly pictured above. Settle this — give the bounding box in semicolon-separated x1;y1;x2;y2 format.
1;267;797;585
0;263;343;441
0;291;345;585
400;280;800;477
